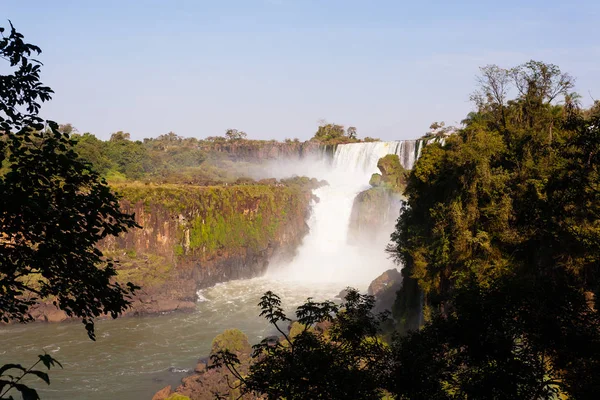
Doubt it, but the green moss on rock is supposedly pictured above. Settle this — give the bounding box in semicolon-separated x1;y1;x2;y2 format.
370;154;408;192
111;182;311;262
211;328;251;355
165;394;191;400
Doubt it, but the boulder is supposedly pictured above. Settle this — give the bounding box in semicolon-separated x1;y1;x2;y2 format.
368;269;403;313
152;385;172;400
45;308;68;323
368;269;402;297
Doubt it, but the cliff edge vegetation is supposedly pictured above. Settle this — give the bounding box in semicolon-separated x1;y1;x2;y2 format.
100;178;320;315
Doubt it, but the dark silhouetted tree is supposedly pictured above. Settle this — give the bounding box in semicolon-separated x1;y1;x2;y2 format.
211;289;391;400
1;21;139;399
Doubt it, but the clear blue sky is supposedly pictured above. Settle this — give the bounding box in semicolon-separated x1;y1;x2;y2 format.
3;0;599;141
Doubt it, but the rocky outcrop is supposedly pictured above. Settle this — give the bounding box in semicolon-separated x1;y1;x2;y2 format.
348;188;402;246
157;329;256;400
98;183;314;316
368;268;403;313
152;386;173;400
369;154;408;191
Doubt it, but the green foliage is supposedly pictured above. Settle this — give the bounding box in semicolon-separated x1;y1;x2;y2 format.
389;273;600;399
165;394;191;400
311;122;377;144
369;154;407;192
0;354;62;400
422;121;456;139
113;182;311;261
211;329;251;355
211;289;390;400
387;60;600;397
369;173;382;187
0;20;139;338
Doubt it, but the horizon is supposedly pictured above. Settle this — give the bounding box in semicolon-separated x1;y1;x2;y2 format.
3;0;599;141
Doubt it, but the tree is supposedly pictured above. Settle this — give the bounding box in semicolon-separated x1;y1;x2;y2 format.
58;123;77;135
388;61;600;397
109;130;131;142
106;131;148;179
1;21;139;399
312;122;346;142
72;132;115;175
422;121;455;139
389;274;600;399
211;289;391;400
347;126;357;139
225;129;247;141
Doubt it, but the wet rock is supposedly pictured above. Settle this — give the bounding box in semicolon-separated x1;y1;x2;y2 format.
368;269;402;297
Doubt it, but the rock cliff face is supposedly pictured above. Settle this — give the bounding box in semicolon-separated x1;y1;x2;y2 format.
100;183;313;315
200;141;321;162
347;188;402;246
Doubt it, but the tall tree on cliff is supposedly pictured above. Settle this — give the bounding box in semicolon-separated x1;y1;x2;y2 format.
0;21;139;398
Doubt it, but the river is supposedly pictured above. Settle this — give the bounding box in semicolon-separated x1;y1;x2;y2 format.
0;279;352;400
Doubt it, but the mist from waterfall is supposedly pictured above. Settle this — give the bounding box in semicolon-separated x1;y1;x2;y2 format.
260;140;423;288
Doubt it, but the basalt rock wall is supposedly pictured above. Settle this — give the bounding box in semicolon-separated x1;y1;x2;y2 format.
99;183;313;315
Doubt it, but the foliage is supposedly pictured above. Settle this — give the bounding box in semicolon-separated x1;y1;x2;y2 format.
311;121;377;144
211;289;390;400
0;354;62;400
211;329;251;355
165;394;191;400
224;129;247;141
389;273;600;399
421;121;456;139
110;181;313;266
1;21;139;399
369;154;407;191
387;60;600;397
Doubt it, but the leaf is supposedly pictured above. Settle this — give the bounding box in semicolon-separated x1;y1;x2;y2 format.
38;354;62;370
0;364;26;376
27;370;50;385
13;383;40;400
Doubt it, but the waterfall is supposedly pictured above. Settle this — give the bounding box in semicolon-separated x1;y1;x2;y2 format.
267;140;428;287
332;140;422;174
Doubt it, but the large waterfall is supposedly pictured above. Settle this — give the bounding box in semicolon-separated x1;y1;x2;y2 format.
332;140;422;173
267;140;425;287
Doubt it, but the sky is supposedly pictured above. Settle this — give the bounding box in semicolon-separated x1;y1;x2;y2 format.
2;0;599;141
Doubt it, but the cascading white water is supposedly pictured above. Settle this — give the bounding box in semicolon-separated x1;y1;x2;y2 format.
331;140;420;174
266;140;424;288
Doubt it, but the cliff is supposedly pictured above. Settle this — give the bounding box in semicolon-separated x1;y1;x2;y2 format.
200;140;321;162
348;188;402;246
99;182;314;315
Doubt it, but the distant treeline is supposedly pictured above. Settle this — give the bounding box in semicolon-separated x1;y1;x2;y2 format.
66;124;379;183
